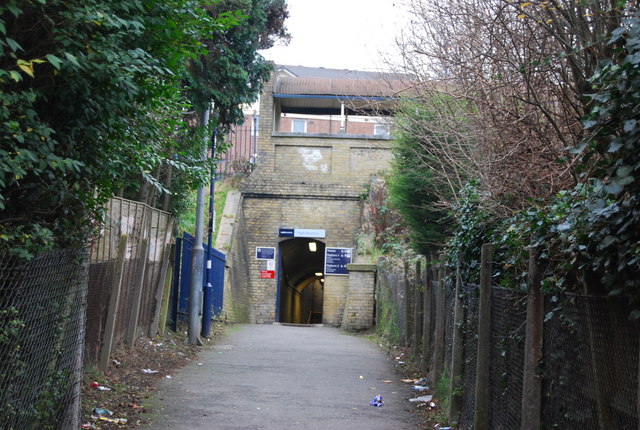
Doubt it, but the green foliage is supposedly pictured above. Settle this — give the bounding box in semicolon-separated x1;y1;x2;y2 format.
389;103;458;255
360;177;409;257
529;13;640;306
0;0;288;257
375;273;401;344
33;369;71;429
574;13;640;281
435;365;451;414
0;306;25;425
186;0;289;128
442;11;640;315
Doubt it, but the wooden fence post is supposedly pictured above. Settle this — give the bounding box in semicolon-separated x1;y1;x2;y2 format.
521;246;543;430
99;235;128;371
158;244;176;335
413;259;423;354
421;257;433;374
149;243;173;337
448;256;465;425
474;243;493;430
432;258;446;386
402;260;412;347
126;237;149;347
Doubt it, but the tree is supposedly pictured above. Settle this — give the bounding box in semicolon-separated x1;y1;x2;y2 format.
388;101;459;254
0;0;246;257
186;0;290;128
392;0;629;213
130;0;290;210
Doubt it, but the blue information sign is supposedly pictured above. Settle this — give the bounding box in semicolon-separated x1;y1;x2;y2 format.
278;228;294;237
324;247;352;275
256;247;276;260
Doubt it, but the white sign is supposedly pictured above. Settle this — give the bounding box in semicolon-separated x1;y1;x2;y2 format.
266;260;276;271
294;229;326;238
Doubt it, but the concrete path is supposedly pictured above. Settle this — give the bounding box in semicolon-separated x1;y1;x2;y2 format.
146;324;421;429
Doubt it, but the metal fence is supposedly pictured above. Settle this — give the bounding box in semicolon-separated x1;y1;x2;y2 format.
542;294;639;429
85;197;174;366
376;254;639;429
216;123;257;179
0;249;88;430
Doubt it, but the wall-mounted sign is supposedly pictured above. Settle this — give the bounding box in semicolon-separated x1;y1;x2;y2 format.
256;247;275;260
266;260;276;271
324;247;352;275
260;270;276;279
278;228;294;237
279;228;326;238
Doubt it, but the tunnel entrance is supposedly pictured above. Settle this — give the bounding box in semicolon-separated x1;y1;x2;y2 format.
277;238;325;324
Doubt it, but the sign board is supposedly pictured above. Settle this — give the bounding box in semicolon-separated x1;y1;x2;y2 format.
260;270;275;279
279;228;326;238
278;228;294;237
324;247;352;275
266;260;276;271
256;247;275;260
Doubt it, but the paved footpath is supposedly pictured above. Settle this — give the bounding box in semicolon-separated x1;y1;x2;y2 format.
146;324;421;430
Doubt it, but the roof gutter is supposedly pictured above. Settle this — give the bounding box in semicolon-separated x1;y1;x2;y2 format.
273;93;399;102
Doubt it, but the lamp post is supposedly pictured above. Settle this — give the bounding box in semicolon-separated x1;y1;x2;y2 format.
202;126;217;338
188;107;210;345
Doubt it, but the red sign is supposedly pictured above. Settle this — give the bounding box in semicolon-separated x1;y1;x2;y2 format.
260;270;275;279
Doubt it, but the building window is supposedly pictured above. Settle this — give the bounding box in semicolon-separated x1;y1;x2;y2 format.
292;119;307;133
374;123;390;137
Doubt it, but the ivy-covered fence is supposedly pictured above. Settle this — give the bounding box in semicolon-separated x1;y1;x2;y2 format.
0;249;88;430
376;249;639;429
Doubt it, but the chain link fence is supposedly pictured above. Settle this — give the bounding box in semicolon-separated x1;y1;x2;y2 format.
489;287;527;429
376;255;639;429
542;294;639;429
0;249;88;430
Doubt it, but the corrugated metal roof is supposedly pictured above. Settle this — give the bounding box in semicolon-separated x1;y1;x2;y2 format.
275;77;409;98
277;64;408;81
272;65;415;115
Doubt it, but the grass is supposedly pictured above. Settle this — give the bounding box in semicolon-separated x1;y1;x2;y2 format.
213;179;232;236
176;177;237;241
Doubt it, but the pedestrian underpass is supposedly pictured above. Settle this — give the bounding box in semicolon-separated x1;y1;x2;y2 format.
277;238;325;324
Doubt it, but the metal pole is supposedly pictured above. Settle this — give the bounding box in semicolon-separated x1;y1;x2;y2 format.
252;111;258;165
188;108;209;345
202;127;217;338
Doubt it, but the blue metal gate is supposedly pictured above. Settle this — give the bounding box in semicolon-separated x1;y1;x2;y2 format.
171;232;226;331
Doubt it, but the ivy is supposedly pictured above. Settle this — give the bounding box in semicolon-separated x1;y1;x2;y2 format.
0;0;250;257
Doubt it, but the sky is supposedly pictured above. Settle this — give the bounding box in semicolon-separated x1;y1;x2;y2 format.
260;0;411;72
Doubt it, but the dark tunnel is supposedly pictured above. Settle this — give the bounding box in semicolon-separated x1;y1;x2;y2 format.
277;238;325;324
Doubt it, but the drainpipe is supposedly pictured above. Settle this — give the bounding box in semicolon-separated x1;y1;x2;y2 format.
340;102;345;133
252;111;258;166
202;126;217;338
188;108;209;345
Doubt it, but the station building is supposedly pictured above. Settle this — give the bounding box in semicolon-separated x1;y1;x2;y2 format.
219;65;407;327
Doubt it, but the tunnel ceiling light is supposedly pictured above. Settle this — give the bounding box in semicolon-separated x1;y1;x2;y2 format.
315;272;323;276
308;242;317;252
321;278;324;283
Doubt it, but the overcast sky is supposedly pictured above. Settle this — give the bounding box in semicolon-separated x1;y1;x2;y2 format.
260;0;411;72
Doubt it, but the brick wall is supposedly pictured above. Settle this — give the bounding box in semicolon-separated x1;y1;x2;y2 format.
221;201;252;323
341;264;377;331
223;71;394;325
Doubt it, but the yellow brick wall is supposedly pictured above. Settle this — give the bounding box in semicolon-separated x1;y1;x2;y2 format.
224;72;394;325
